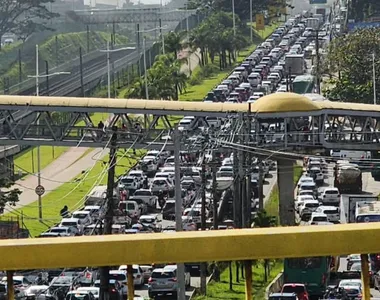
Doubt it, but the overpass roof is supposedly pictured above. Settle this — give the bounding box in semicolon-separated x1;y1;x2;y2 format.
0;93;378;117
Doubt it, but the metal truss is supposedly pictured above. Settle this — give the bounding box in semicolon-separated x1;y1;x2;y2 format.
0;111;211;149
70;8;196;24
253;113;380;151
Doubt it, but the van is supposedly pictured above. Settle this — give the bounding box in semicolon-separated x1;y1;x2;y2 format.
120;200;140;218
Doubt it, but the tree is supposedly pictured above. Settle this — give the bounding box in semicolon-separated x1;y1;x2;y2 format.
0;178;21;213
349;0;380;22
0;0;58;49
164;31;183;57
323;28;380;103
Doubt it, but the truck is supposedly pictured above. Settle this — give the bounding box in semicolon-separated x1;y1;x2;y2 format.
285;54;305;76
292;75;315;94
333;163;362;194
306;18;320;30
340;195;378;223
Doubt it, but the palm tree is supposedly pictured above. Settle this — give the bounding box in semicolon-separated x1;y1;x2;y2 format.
164;31;182;58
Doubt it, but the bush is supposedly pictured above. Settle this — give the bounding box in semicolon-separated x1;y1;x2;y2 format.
187;64;219;86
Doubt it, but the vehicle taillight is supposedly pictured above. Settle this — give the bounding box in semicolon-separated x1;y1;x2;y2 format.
376;254;380;260
148;277;155;283
169;278;177;282
369;271;373;276
358;294;362;299
111;289;116;292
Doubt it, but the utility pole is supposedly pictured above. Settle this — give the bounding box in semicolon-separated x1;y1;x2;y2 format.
240;114;247;228
45;61;49;96
159;19;165;54
174;129;186;300
200;137;207;295
136;24;141;76
86;25;90;52
212;161;218;230
99;126;117;300
18;49;22;83
315;29;321;94
246;104;252;227
258;159;264;210
233;117;240;228
79;47;85;97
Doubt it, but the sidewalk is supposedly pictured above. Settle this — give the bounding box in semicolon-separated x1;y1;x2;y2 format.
14;147;108;209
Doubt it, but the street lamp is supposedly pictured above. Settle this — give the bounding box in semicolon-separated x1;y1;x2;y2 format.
29;44;71;222
373;52;377;105
232;0;236;37
99;43;136;99
138;25;168;56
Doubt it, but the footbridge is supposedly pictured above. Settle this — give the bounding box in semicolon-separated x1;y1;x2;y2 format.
0;93;378;150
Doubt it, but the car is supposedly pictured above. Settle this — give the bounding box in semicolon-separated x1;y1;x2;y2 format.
130;189;157;208
118;176;139;191
163;265;191;288
71;210;92;226
139;215;162;232
148;268;178;298
127;170;145;187
139;265;154;283
93;279;122;300
150;177;174;197
118;265;144;287
66;290;96;300
308;212;328;225
297;176;315;188
24;285;49;300
315;206;340;223
76;287;100;299
109;270;128;297
338;279;362;289
347;254;362;271
49;226;78;236
59;218;83;234
320;187;340;206
295;195;315;213
299;200;320;215
139;156;158;175
281;283;309;300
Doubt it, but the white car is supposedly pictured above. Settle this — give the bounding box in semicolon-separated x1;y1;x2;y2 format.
128;170;145;187
49;226;78;236
338;279;362;289
321;187;340;205
119;176;140;190
150;177;174;196
299;200;320;215
24;285;49;300
77;287;100;299
316;206;340;223
309;212;328;224
71;210;92;226
295;195;315;213
139;156;158;175
297;176;315;188
118;265;144;287
131;189;157;207
163;265;191;288
59;218;83;234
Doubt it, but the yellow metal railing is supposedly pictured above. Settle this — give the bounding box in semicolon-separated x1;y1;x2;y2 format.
2;223;377;300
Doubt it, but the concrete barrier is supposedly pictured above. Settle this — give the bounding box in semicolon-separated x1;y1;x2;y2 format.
265;272;284;299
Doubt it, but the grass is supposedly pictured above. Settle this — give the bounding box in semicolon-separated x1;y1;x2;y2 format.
8;149;145;237
179;23;279;102
265;164;304;218
194;260;283;300
14;146;68;178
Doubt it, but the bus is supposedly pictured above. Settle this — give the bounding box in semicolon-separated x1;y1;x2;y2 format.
283;257;331;297
292;75;315;94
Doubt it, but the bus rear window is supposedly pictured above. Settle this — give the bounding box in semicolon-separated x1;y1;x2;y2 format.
282;285;306;293
287;257;323;269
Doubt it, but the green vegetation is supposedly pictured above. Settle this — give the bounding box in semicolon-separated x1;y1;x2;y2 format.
179;23;278;102
6;149;144;237
14;147;68;178
265;164;303;219
323;28;380;103
193;260;282;300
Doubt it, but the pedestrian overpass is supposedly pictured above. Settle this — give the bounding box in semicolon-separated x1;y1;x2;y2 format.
0;93;378;150
0;223;376;300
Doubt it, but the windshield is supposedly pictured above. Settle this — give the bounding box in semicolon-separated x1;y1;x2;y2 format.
66;294;90;300
127;203;136;210
341;282;361;287
61;222;77;227
51;228;67;233
109;273;126;281
356;215;380;223
151;271;175;279
164;203;175;209
325;209;338;214
73;213;88;219
325;190;338;194
282;285;306;293
135;191;150;196
305;203;319;208
121;178;134;183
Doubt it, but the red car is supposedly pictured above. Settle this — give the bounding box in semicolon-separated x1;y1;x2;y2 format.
281;283;309;300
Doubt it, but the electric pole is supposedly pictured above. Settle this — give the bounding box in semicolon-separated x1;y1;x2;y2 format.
315;28;321;94
212;161;218;230
258;159;264;210
174;129;186;300
200;137;207;295
99;126;117;300
246;104;252;227
79;47;85;97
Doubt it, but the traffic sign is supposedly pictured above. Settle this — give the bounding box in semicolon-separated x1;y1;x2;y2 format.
256;14;265;31
35;185;45;196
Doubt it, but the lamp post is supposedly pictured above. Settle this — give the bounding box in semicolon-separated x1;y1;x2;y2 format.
28;44;70;222
232;0;236;37
138;25;168;56
99;43;135;99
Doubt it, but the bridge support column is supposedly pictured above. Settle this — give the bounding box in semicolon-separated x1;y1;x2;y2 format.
277;159;295;226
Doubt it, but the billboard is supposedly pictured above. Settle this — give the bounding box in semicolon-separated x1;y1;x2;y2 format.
256;14;265;30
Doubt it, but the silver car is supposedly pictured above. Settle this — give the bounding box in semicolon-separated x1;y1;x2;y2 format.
148;268;178;298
